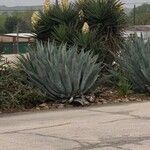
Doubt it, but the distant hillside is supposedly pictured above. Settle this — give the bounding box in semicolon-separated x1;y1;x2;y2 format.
0;5;132;14
0;5;42;11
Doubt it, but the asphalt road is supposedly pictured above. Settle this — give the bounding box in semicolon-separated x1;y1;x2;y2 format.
0;102;150;150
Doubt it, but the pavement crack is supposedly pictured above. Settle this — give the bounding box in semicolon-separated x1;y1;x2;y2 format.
1;122;71;134
88;109;150;121
70;136;150;150
18;132;87;148
17;133;150;150
100;118;131;124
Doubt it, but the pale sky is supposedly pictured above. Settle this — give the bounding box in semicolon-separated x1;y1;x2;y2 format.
0;0;149;7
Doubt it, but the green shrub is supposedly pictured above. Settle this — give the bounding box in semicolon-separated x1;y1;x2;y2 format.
19;42;102;101
117;36;150;93
117;77;132;95
0;67;47;111
108;69;132;95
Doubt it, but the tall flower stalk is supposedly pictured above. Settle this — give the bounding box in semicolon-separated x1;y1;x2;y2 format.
59;0;69;10
43;0;51;12
31;11;40;29
82;22;90;34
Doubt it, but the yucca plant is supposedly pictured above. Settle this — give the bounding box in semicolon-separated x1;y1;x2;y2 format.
33;4;82;41
52;25;75;44
117;36;150;93
79;0;126;51
32;0;126;65
73;31;105;60
19;42;102;101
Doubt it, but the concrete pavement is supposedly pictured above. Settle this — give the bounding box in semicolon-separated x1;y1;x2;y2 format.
0;102;150;150
2;54;20;63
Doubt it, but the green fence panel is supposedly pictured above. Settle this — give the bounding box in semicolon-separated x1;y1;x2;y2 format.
2;42;34;54
18;42;29;53
3;43;13;54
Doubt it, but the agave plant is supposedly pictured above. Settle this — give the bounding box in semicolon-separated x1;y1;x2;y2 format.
117;36;150;93
19;42;102;100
